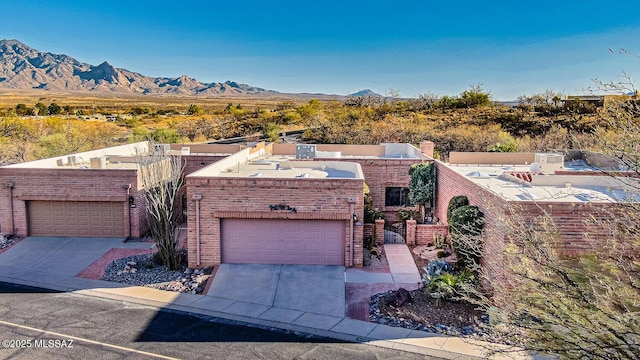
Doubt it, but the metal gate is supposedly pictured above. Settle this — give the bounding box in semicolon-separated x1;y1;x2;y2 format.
384;222;406;244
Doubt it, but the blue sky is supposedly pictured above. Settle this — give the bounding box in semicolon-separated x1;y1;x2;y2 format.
2;1;640;99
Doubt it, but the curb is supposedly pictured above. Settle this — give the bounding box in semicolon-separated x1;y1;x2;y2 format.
0;272;532;360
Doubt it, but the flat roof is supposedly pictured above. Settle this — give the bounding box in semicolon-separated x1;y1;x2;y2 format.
2;142;149;170
447;163;640;203
271;143;427;160
190;156;364;179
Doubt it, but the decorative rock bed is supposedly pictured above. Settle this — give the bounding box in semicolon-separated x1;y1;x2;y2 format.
102;254;213;294
0;236;15;250
369;289;515;345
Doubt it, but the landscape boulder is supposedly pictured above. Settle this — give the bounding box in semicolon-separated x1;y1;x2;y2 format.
385;288;412;307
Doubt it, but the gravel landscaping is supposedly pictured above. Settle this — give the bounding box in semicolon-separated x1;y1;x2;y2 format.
102;253;213;294
0;235;15;250
371;288;527;347
369;246;523;345
371;289;486;333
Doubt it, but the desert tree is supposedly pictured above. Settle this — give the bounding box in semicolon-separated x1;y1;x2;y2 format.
262;122;281;142
517;90;565;115
409;92;439;111
187;104;204;115
455;198;640;360
175;118;201;143
136;144;185;270
458;84;492;108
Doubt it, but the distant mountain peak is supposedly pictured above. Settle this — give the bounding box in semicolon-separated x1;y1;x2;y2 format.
0;39;28;48
0;39;279;96
350;89;382;97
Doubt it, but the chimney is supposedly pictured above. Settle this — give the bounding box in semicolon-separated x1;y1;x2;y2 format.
420;141;435;158
90;157;105;169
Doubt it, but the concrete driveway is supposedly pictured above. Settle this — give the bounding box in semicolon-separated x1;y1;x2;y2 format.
0;237;151;276
207;264;345;318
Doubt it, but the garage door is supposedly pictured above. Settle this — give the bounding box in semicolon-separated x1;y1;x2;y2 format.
221;219;345;265
28;201;125;237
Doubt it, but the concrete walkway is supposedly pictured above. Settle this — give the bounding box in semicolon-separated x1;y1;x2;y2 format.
0;238;535;360
345;243;422;284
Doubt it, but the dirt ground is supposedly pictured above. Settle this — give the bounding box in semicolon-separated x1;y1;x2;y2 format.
378;288;485;329
376;245;484;331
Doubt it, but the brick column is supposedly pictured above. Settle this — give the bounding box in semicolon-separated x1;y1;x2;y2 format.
420;141;435;158
406;219;417;246
374;219;385;245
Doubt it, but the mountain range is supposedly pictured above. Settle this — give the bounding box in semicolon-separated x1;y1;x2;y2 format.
0;39;282;96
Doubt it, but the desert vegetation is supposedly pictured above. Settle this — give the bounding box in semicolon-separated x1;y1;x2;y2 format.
0;86;634;165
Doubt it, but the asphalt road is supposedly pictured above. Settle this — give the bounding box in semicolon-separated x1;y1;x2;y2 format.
0;282;436;360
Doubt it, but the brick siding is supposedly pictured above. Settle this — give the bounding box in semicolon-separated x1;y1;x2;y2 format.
317;158;428;222
186;176;365;268
0;168;147;238
435;160;634;297
415;224;449;246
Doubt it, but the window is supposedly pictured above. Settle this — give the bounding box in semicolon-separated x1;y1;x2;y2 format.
385;187;410;207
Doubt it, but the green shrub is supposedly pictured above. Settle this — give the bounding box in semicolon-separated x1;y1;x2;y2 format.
449;205;484;270
424;269;476;299
447;195;469;224
449;205;484;237
364;183;384;223
408;163;435;208
397;208;419;223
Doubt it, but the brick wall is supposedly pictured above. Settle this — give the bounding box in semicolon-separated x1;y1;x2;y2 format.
435;161;632;297
186;176;365;268
406;219;417;245
318;158;427;222
374;219;385;245
415;224;449;246
0;168;147;238
182;155;228;176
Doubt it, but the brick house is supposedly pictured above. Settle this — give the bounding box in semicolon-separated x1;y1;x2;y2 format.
0;143;150;238
185;142;432;268
0;141;433;269
0;142;246;239
433;151;639;292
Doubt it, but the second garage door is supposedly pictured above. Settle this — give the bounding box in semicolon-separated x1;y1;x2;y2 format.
28;201;125;237
221;219;345;265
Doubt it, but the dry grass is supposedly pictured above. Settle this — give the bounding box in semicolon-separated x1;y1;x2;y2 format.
0;89;328;113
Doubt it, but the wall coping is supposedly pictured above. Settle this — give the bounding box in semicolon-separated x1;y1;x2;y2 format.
213;211;351;220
